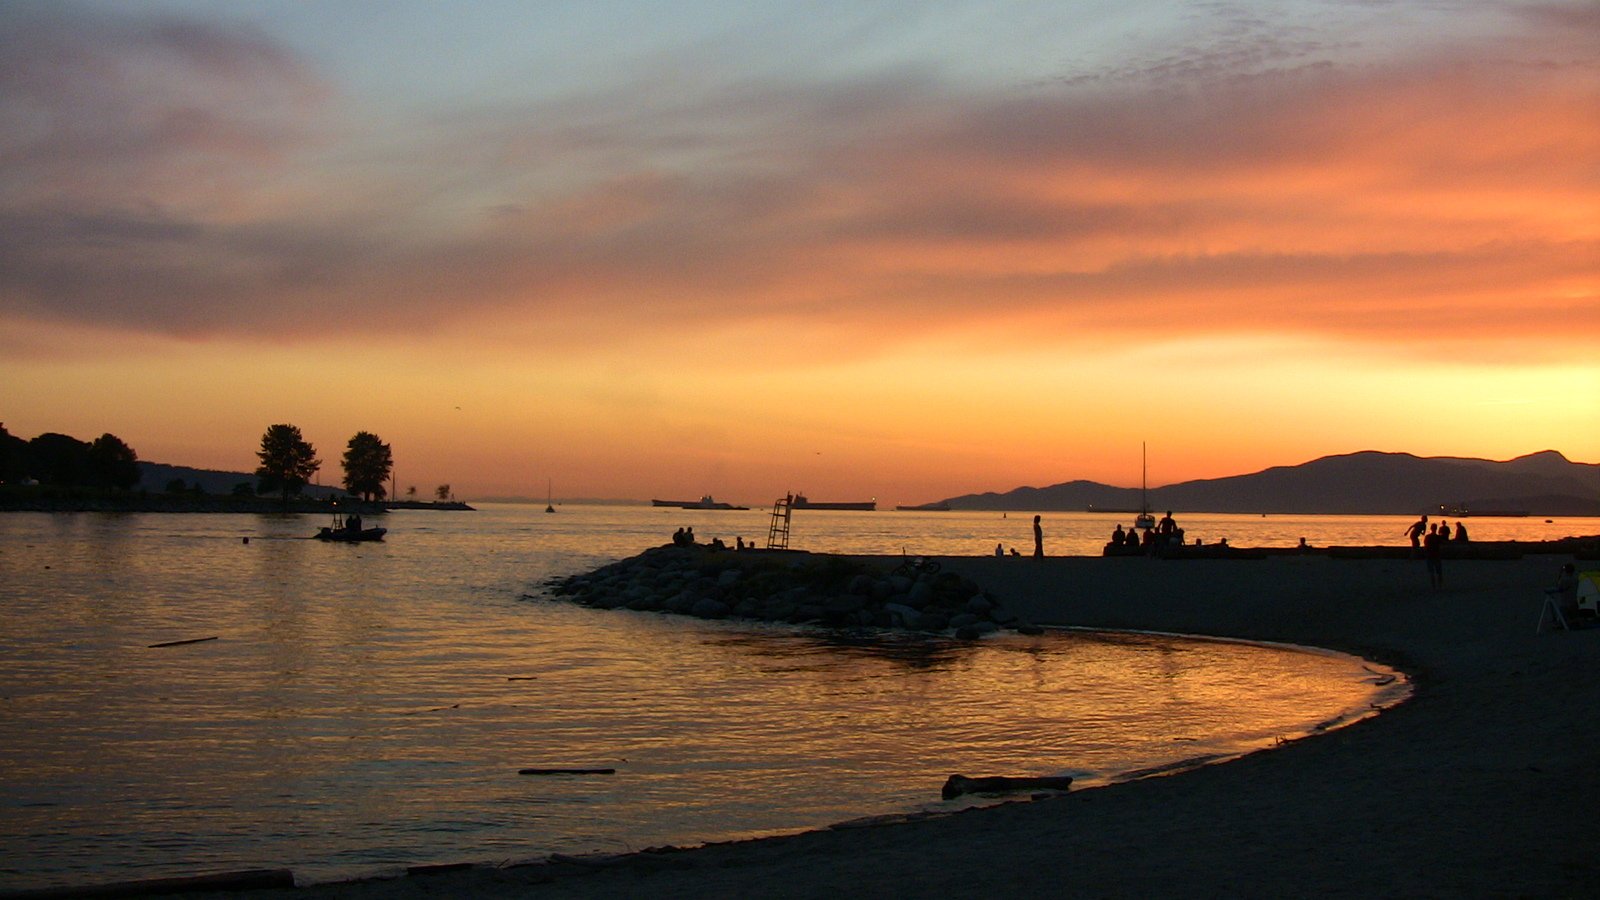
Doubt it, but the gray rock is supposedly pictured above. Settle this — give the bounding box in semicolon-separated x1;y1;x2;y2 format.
690;598;730;618
825;595;868;615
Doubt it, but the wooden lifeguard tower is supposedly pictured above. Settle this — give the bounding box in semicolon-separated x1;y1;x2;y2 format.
766;494;793;550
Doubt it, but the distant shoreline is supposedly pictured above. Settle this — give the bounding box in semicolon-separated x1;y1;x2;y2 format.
0;490;473;514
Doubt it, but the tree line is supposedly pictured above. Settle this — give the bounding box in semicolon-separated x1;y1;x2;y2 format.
1;422;444;504
0;424;140;489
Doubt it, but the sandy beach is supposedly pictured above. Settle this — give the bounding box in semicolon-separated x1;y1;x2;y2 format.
201;551;1595;899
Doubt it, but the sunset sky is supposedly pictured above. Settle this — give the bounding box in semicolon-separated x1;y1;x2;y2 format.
2;0;1596;503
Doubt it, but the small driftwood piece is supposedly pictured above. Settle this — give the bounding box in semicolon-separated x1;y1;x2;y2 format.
147;636;220;649
941;773;1074;799
518;767;616;776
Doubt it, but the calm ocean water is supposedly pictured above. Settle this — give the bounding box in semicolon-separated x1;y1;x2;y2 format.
2;504;1586;890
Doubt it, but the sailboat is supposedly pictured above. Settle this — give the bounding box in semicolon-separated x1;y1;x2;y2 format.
1134;443;1157;530
545;479;556;514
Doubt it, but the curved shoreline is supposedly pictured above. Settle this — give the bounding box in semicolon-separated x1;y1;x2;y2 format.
155;552;1600;896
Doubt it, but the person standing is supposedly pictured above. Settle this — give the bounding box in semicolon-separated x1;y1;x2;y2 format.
1033;515;1044;559
1424;523;1444;589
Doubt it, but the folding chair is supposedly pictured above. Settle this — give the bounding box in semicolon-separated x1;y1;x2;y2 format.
1536;589;1569;633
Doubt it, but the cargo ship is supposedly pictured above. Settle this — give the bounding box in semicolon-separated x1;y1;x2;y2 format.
896;501;951;511
791;494;875;511
652;495;749;510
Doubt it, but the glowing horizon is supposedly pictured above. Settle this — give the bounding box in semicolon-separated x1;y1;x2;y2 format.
2;1;1596;504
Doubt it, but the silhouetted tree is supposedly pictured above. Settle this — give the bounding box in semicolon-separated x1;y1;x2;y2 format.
28;433;90;486
435;484;450;501
87;433;140;489
255;424;320;505
406;485;417;500
341;431;393;501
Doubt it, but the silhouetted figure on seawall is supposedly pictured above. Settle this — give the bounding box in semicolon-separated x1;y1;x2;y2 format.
1454;521;1470;543
1033;515;1043;559
1440;521;1453;541
1424;524;1445;589
1112;524;1126;545
1405;514;1429;556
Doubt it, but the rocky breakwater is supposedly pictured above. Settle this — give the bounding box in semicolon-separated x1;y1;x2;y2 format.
546;546;1042;638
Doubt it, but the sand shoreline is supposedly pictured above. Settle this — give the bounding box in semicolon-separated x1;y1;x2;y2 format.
160;551;1600;897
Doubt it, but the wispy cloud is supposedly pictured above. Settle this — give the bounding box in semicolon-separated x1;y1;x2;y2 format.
1;1;1593;362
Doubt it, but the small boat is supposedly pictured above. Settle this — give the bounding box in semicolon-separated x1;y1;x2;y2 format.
791;494;875;511
315;513;386;542
652;495;749;510
545;479;556;514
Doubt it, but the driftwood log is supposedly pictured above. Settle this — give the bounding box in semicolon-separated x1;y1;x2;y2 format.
941;773;1074;799
518;767;616;776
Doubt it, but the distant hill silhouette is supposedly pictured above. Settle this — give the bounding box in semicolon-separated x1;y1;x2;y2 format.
942;451;1600;516
138;462;345;500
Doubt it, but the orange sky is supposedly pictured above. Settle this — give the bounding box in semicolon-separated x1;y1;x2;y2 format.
2;1;1596;503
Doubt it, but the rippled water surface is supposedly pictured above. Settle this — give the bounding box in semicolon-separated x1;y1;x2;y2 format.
4;504;1569;889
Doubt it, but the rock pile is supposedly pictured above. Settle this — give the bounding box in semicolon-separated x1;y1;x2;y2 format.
545;545;1042;638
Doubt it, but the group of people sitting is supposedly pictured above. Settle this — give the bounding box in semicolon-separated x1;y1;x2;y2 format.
1104;511;1194;555
1405;515;1470;551
670;527;752;552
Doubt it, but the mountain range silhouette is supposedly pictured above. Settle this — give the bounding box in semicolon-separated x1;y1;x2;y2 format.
941;450;1600;516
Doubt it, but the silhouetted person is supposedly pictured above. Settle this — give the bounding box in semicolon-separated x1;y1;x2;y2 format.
1405;515;1428;554
1113;524;1126;545
684;526;696;545
672;527;686;546
1157;511;1176;536
1033;515;1043;559
995;543;1004;557
1125;528;1140;548
1424;523;1444;588
736;536;745;551
1439;521;1452;541
1549;563;1579;618
1453;521;1470;543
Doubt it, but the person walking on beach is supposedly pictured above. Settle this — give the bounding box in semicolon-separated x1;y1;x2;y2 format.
1033;515;1044;559
1423;523;1445;589
1405;515;1428;555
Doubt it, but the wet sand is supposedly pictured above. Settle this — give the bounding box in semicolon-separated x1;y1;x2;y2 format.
227;552;1597;898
